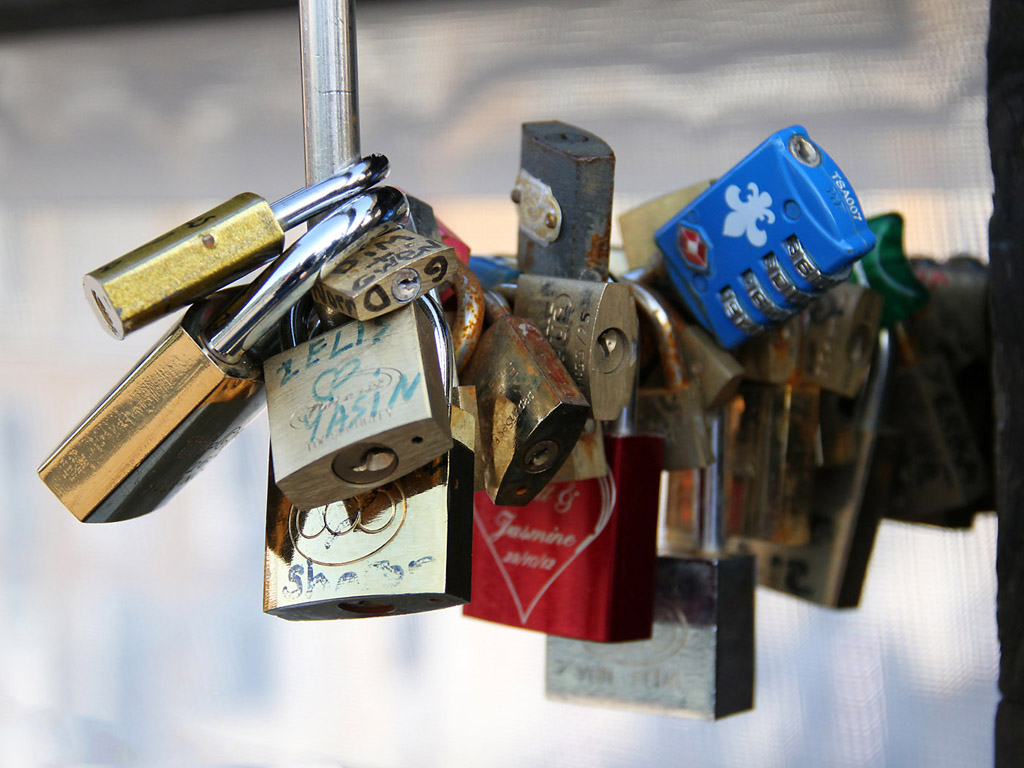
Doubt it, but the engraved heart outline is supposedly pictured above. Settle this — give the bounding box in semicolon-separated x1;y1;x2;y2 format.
474;472;617;625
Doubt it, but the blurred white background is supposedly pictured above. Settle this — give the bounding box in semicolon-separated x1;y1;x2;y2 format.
0;0;996;765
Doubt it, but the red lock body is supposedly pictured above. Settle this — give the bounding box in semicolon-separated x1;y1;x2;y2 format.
464;432;664;641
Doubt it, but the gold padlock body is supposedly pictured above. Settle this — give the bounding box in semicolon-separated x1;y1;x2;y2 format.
462;314;589;506
265;302;451;509
727;382;820;546
676;323;744;411
264;407;474;620
83;193;283;339
618;181;713;271
452;384;486;491
637;385;713;470
736;315;801;385
799;283;884;397
312;227;457;323
38;296;263;523
552;418;608;482
513;275;638;421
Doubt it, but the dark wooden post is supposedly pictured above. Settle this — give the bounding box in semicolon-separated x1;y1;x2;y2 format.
988;1;1024;764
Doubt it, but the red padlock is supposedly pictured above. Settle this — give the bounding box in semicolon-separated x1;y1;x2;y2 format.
464;393;664;641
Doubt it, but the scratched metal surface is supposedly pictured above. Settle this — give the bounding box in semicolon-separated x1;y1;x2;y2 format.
0;0;995;765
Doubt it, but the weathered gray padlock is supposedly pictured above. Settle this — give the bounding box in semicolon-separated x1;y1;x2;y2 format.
547;414;755;719
38;187;406;524
264;296;475;619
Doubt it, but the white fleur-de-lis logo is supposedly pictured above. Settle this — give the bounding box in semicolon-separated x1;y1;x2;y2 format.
722;182;775;247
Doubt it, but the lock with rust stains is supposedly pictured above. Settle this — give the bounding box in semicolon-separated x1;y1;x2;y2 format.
264;297;474;619
461;290;589;506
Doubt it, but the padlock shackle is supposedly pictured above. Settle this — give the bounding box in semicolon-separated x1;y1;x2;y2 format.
483;290;512;324
696;412;726;555
625;280;687;389
419;293;455;406
204;186;407;365
452;260;485;374
270;154;388;229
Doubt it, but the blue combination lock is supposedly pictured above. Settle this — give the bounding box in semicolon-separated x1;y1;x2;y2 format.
655;126;876;349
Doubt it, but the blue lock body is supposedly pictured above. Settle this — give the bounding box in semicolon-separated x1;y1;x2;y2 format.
655;126;876;349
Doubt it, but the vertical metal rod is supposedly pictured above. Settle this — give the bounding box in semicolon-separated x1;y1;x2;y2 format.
299;0;360;186
697;411;726;555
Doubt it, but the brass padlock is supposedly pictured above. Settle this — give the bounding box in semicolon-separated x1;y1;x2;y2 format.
617;181;713;272
512;274;638;421
798;282;884;397
83;155;388;339
629;281;712;470
623;266;743;411
514;121;615;281
547;414;756;719
730;330;893;607
551;417;608;483
735;314;801;385
311;226;457;324
461;290;589;506
264;296;452;510
264;302;474;619
726;377;820;546
38;188;406;524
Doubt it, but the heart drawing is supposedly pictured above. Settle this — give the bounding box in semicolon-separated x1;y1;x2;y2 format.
470;473;617;627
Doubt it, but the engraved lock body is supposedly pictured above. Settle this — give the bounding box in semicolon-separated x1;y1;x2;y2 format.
881;324;988;527
653;126;876;349
462;291;590;506
629;282;713;470
311;226;457;323
513;274;638;421
38;188;406;524
464;392;665;641
730;330;893;607
264;299;452;510
514;121;615;281
264;310;475;619
725;377;820;546
547;415;756;719
83;155;389;339
798;282;884;398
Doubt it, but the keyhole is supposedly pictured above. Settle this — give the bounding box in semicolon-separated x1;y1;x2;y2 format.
391;268;421;302
594;327;627;374
522;439;559;473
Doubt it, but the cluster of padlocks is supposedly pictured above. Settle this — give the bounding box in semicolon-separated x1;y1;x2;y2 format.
37;121;991;719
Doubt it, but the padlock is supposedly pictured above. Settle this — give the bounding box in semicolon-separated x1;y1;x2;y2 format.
551;418;608;483
264;295;453;510
726;376;820;546
798;282;884;398
405;194;442;240
514;121;615;281
735;314;801;385
264;297;475;619
629;280;713;470
467;255;520;290
654;126;875;349
512;274;638;421
881;324;988;527
622;267;743;411
547;414;756;719
618;181;713;272
464;372;664;640
461;290;589;506
38;187;406;524
849;213;930;328
83;154;389;339
311;226;458;323
729;329;893;607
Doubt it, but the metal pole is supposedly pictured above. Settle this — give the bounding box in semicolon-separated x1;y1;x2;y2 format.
299;0;360;186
